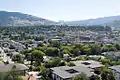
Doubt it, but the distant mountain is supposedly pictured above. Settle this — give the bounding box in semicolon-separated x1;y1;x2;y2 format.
64;16;120;27
0;11;56;26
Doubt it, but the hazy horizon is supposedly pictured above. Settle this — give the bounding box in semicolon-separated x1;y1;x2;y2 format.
1;0;120;21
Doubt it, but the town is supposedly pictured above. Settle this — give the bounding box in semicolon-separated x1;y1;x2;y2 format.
0;25;120;80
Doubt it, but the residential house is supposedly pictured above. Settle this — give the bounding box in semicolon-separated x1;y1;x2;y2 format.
88;55;105;60
50;66;95;80
0;62;28;76
72;60;104;69
102;52;120;60
109;65;120;80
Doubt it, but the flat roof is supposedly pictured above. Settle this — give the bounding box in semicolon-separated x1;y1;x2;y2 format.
72;60;103;69
109;65;120;73
50;66;94;79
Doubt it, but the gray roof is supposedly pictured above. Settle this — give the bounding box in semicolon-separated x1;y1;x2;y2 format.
0;62;28;72
109;65;120;73
72;60;104;69
103;51;120;56
50;66;94;79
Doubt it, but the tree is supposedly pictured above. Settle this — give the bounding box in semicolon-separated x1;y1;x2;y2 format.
25;39;34;44
102;44;117;52
38;68;51;80
45;58;61;68
37;42;44;47
49;40;61;47
12;54;23;63
31;50;45;66
101;66;115;80
61;49;71;55
74;43;83;49
81;45;91;55
90;75;100;80
72;48;81;56
90;44;101;55
67;62;76;67
37;46;47;53
72;72;89;80
77;56;85;61
61;46;73;53
114;43;120;50
46;47;59;56
0;72;13;80
99;58;111;66
0;69;23;80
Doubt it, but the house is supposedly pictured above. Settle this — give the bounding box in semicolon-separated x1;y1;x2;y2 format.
72;60;104;69
50;66;95;80
0;62;28;76
88;55;105;60
109;65;120;80
102;52;120;60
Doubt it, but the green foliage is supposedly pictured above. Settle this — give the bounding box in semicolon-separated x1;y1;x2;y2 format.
90;75;100;80
61;49;71;55
31;50;45;66
114;43;120;50
72;72;89;80
37;46;47;52
101;66;115;80
40;66;46;71
99;58;111;66
0;71;23;80
101;66;111;73
99;58;120;66
25;39;34;44
12;54;23;63
46;47;59;56
0;58;3;61
49;40;61;47
38;68;51;80
90;44;101;55
77;56;85;61
72;48;81;56
81;45;92;55
32;50;45;56
45;58;62;68
102;44;117;52
37;42;44;47
74;43;83;49
67;62;76;67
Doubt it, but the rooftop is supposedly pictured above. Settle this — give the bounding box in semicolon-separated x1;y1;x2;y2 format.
109;65;120;73
102;51;120;56
72;60;103;69
0;62;28;72
50;66;94;79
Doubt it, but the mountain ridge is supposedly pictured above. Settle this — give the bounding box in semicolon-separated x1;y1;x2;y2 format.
1;11;120;27
0;11;56;26
64;15;120;27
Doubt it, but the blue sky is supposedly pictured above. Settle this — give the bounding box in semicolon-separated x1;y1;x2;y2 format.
1;0;120;21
